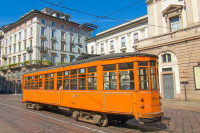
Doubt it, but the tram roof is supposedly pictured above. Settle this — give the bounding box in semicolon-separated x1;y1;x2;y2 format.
24;52;157;75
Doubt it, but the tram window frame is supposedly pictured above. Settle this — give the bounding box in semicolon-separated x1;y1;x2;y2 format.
63;70;69;90
103;64;117;90
88;66;97;90
25;77;28;90
35;75;38;90
78;68;86;90
50;73;54;90
57;72;63;90
118;62;135;90
138;61;149;90
30;76;34;90
39;75;42;90
70;69;77;90
45;74;49;90
150;61;157;90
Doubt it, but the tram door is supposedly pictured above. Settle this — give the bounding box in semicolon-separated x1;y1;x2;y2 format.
163;74;174;99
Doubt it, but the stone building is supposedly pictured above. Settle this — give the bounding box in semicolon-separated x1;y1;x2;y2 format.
0;7;93;93
87;0;200;101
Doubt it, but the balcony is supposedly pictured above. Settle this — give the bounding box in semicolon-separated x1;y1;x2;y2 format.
7;63;23;69
2;55;7;60
137;24;200;50
51;37;56;41
61;38;65;42
23;60;52;67
57;62;67;65
40;46;48;53
40;34;46;39
26;47;33;53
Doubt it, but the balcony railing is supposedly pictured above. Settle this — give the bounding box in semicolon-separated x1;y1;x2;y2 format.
23;60;52;66
2;55;7;60
40;47;48;53
8;63;23;69
26;47;33;53
137;24;200;50
57;62;67;65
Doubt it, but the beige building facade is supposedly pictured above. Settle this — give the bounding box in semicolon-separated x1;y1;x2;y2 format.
0;8;92;93
87;0;200;101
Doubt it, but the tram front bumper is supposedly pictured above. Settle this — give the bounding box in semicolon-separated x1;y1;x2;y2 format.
138;111;164;119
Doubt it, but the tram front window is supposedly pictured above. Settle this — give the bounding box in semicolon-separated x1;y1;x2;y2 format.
138;61;149;90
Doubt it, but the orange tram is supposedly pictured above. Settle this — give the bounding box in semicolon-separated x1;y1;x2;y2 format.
22;52;164;126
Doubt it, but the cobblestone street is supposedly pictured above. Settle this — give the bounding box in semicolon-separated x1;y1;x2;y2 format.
0;94;200;133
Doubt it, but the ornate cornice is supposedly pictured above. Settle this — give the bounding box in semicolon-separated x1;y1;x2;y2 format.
146;0;161;6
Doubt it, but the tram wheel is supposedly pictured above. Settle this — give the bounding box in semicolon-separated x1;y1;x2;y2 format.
98;113;108;127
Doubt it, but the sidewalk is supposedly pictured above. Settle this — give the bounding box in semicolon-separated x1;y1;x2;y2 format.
161;99;200;112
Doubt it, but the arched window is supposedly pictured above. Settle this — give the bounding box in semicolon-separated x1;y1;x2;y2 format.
162;53;171;63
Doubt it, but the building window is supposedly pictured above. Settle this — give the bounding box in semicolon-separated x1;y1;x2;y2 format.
14;45;16;53
78;36;81;43
52;41;55;49
9;46;11;54
24;41;26;49
91;46;94;54
121;37;125;47
31;19;33;24
29;54;32;60
13;57;16;63
30;40;32;48
23;55;26;61
162;53;171;63
41;27;45;36
61;24;65;29
70;27;73;31
110;40;114;50
61;32;65;40
61;56;65;62
101;43;104;52
20;25;21;29
19;43;21;51
19;32;21;40
61;43;65;51
52;22;55;27
10;37;12;45
51;55;56;65
42;19;45;24
52;30;56;38
41;40;45;47
134;33;138;43
170;16;180;32
14;35;16;43
24;30;27;39
70;33;74;43
30;27;33;36
18;56;21;63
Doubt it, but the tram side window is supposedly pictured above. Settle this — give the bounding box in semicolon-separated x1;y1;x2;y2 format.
79;68;86;90
88;66;97;90
118;63;135;90
63;71;69;90
39;75;42;90
139;66;149;90
50;73;54;90
28;77;31;90
70;69;77;90
103;64;117;90
57;72;63;90
31;76;34;90
45;74;49;90
151;68;157;90
35;75;38;90
25;77;28;90
150;60;157;90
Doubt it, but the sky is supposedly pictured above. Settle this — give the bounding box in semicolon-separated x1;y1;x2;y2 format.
0;0;147;36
